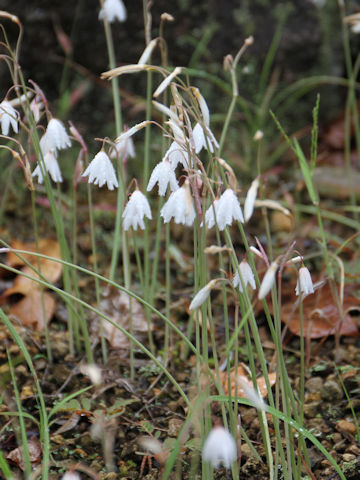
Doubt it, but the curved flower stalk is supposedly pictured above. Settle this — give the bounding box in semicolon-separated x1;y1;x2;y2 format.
202;426;237;469
122;190;152;231
147;159;178;196
99;0;127;23
82;151;118;190
233;260;256;292
160;181;196;226
0;100;19;135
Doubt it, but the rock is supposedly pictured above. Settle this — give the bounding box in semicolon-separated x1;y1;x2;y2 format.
347;444;360;455
305;376;323;393
321;379;343;402
168;418;183;437
303;401;321;418
336;419;356;435
343;453;356;462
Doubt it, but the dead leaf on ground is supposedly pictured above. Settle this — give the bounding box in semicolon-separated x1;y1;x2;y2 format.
282;282;360;339
218;363;276;399
6;437;42;470
9;290;56;330
99;286;150;349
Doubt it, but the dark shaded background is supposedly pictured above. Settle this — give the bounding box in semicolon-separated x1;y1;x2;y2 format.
1;0;359;149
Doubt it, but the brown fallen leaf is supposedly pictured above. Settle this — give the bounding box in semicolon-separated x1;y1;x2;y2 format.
99;286;150;349
9;290;56;330
282;282;360;339
218;363;276;399
6;437;42;470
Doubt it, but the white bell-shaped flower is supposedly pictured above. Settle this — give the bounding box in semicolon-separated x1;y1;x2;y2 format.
32;151;62;184
258;261;278;300
110;135;135;159
215;188;244;230
202;426;237;469
0;100;19;136
295;266;314;296
192;123;219;154
233;260;256;292
147;159;178;196
122;190;152;231
203;200;219;229
99;0;127;23
45;118;71;151
160;182;196;226
82;151;118;190
244;177;259;222
163;141;189;170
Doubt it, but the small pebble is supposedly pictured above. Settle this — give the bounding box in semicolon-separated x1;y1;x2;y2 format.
343;453;356;462
321;379;343;402
336;419;356;435
305;376;323;393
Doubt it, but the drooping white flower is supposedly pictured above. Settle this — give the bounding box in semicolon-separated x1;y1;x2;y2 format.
244;177;259;222
192;123;218;154
215;188;244;230
122;190;152;231
160;182;196;226
164;141;189;170
45;118;71;151
61;472;81;480
110;136;135;159
202;200;219;229
29;97;43;124
258;261;278;300
147;159;178;196
32;151;63;184
233;260;256;292
202;426;237;469
0;100;19;136
189;280;217;311
295;266;314;296
82;151;118;190
99;0;127;22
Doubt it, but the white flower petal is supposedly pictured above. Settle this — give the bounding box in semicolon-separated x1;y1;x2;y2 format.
99;0;127;22
258;261;278;300
122;190;152;231
0;101;18;136
202;426;237;469
46;118;71;151
82;151;118;190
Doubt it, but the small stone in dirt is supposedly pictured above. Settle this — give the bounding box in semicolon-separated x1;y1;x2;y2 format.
321;379;343;401
303;401;321;418
168;418;183;437
347;444;360;455
305;376;323;393
336;419;356;435
343;453;356;462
